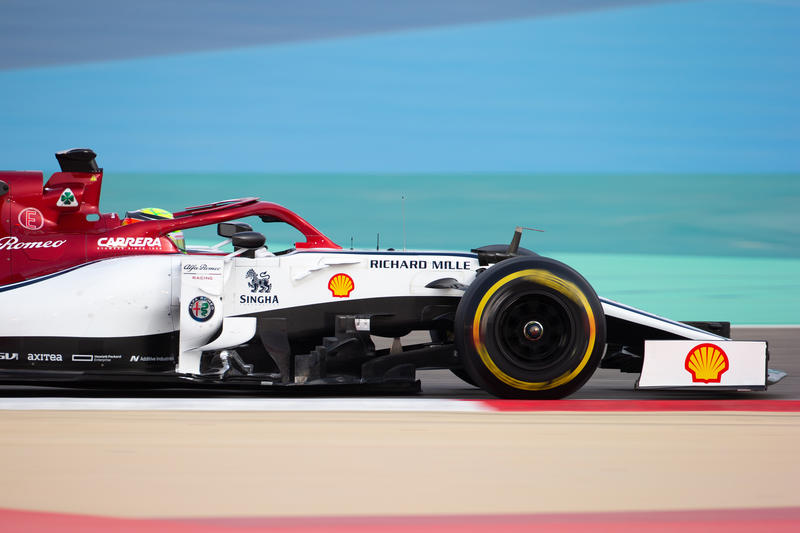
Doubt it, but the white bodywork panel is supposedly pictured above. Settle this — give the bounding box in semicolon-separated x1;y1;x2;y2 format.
600;297;725;341
175;250;478;373
0;255;179;337
638;340;767;389
1;249;769;387
0;249;475;340
223;250;476;316
178;257;226;373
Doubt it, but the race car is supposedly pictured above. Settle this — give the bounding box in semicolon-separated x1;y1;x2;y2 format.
0;149;785;398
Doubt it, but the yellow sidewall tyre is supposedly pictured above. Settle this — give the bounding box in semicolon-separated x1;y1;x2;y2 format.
455;256;606;399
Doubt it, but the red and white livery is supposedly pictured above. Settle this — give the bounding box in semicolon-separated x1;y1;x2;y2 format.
0;150;784;398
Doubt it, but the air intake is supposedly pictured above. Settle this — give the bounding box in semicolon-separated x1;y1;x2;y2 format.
55;148;99;173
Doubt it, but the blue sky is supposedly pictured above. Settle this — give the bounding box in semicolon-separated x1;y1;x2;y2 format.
1;0;798;173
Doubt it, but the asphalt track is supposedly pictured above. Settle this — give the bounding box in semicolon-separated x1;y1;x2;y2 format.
0;326;797;532
416;326;800;400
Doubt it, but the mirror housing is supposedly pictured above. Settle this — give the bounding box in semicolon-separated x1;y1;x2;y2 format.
218;221;253;238
231;231;266;250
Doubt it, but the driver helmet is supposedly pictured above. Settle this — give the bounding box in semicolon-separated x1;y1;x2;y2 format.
122;207;186;251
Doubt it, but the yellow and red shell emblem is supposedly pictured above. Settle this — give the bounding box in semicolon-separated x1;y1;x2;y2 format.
328;273;354;298
684;343;729;383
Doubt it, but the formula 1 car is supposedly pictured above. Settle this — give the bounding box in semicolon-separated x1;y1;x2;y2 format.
0;149;785;398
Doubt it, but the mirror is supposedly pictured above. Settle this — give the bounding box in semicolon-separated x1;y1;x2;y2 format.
231;231;266;250
218;221;253;238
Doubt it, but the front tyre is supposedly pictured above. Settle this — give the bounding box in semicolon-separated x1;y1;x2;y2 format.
455;256;605;399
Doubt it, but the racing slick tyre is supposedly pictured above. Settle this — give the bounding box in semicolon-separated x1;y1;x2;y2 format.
454;256;606;399
442;245;537;388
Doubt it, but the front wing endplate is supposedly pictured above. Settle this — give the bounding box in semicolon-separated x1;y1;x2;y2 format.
637;340;768;390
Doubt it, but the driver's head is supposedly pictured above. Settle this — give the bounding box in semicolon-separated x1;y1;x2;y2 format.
122;207;185;251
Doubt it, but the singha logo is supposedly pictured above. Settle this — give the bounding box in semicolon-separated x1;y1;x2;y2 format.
246;269;272;293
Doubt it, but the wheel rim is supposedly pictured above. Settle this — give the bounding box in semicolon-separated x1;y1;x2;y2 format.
492;291;578;373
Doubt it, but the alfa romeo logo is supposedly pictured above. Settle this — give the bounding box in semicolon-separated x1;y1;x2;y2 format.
58;189;76;206
188;296;215;322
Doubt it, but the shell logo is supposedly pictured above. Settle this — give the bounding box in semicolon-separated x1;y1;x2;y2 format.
328;273;354;298
684;343;729;383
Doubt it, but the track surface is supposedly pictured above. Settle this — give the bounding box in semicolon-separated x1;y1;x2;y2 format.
0;327;797;530
2;409;799;519
5;507;800;533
